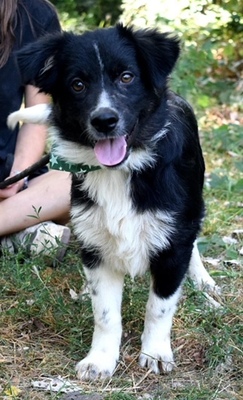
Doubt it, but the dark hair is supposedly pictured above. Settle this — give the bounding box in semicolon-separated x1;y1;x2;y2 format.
0;0;57;67
0;0;18;67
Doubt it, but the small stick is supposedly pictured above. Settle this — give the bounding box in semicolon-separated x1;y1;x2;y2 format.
0;153;50;189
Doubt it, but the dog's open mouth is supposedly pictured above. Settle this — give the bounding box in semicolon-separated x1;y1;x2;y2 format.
94;136;127;167
93;122;138;167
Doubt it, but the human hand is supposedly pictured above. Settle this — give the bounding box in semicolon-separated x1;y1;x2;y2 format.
0;172;24;199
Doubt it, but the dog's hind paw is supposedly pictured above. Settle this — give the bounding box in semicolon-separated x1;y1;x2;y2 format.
195;277;221;296
76;353;117;380
139;347;175;374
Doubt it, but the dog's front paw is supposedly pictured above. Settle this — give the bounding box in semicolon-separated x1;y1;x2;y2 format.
139;343;175;374
76;352;117;380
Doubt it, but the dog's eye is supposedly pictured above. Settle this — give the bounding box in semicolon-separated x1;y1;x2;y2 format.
71;79;85;93
120;72;134;84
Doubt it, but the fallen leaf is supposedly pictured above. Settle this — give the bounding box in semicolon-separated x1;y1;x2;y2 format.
4;385;21;397
32;376;83;394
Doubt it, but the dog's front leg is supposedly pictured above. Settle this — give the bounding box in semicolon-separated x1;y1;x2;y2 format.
139;283;181;374
76;265;124;380
139;245;190;374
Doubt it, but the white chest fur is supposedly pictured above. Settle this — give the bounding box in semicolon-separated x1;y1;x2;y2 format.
71;169;174;277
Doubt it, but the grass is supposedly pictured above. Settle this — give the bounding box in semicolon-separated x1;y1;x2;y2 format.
1;125;242;400
0;251;242;399
1;114;242;399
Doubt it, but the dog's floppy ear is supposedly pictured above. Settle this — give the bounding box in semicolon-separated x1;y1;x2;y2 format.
117;24;180;91
16;32;66;93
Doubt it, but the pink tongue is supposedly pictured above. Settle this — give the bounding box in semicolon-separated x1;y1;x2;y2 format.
94;137;127;166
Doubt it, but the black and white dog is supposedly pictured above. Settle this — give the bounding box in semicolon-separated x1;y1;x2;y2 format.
8;24;219;380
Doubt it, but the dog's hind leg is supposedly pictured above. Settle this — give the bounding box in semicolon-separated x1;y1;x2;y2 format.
76;265;124;380
188;241;221;295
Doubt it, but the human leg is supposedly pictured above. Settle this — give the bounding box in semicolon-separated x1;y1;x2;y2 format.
0;170;71;260
0;170;71;236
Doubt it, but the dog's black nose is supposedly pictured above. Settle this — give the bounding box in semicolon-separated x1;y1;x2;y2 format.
91;108;119;133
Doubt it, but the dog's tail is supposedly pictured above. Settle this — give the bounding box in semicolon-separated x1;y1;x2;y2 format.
7;103;51;130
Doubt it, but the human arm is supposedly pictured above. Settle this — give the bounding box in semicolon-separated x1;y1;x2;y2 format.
0;85;49;199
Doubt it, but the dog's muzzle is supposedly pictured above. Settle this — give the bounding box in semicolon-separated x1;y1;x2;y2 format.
90;107;136;167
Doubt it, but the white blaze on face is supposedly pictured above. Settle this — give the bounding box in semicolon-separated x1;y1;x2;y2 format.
95;90;113;110
91;42;128;167
93;42;105;89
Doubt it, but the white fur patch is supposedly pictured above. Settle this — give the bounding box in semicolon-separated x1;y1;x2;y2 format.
139;287;181;373
50;127;101;167
7;103;51;130
93;42;104;73
124;147;157;171
95;90;113;110
71;168;175;278
76;265;124;380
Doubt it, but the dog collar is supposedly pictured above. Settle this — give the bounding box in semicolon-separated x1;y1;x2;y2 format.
49;152;101;174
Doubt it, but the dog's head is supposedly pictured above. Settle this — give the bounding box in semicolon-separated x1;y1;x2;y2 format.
17;24;180;169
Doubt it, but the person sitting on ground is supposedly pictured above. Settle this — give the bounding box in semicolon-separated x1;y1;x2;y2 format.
0;0;71;261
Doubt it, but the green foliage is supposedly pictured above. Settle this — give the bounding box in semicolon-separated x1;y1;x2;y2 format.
52;0;242;113
52;0;77;14
52;0;122;29
210;124;243;154
121;0;242;112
